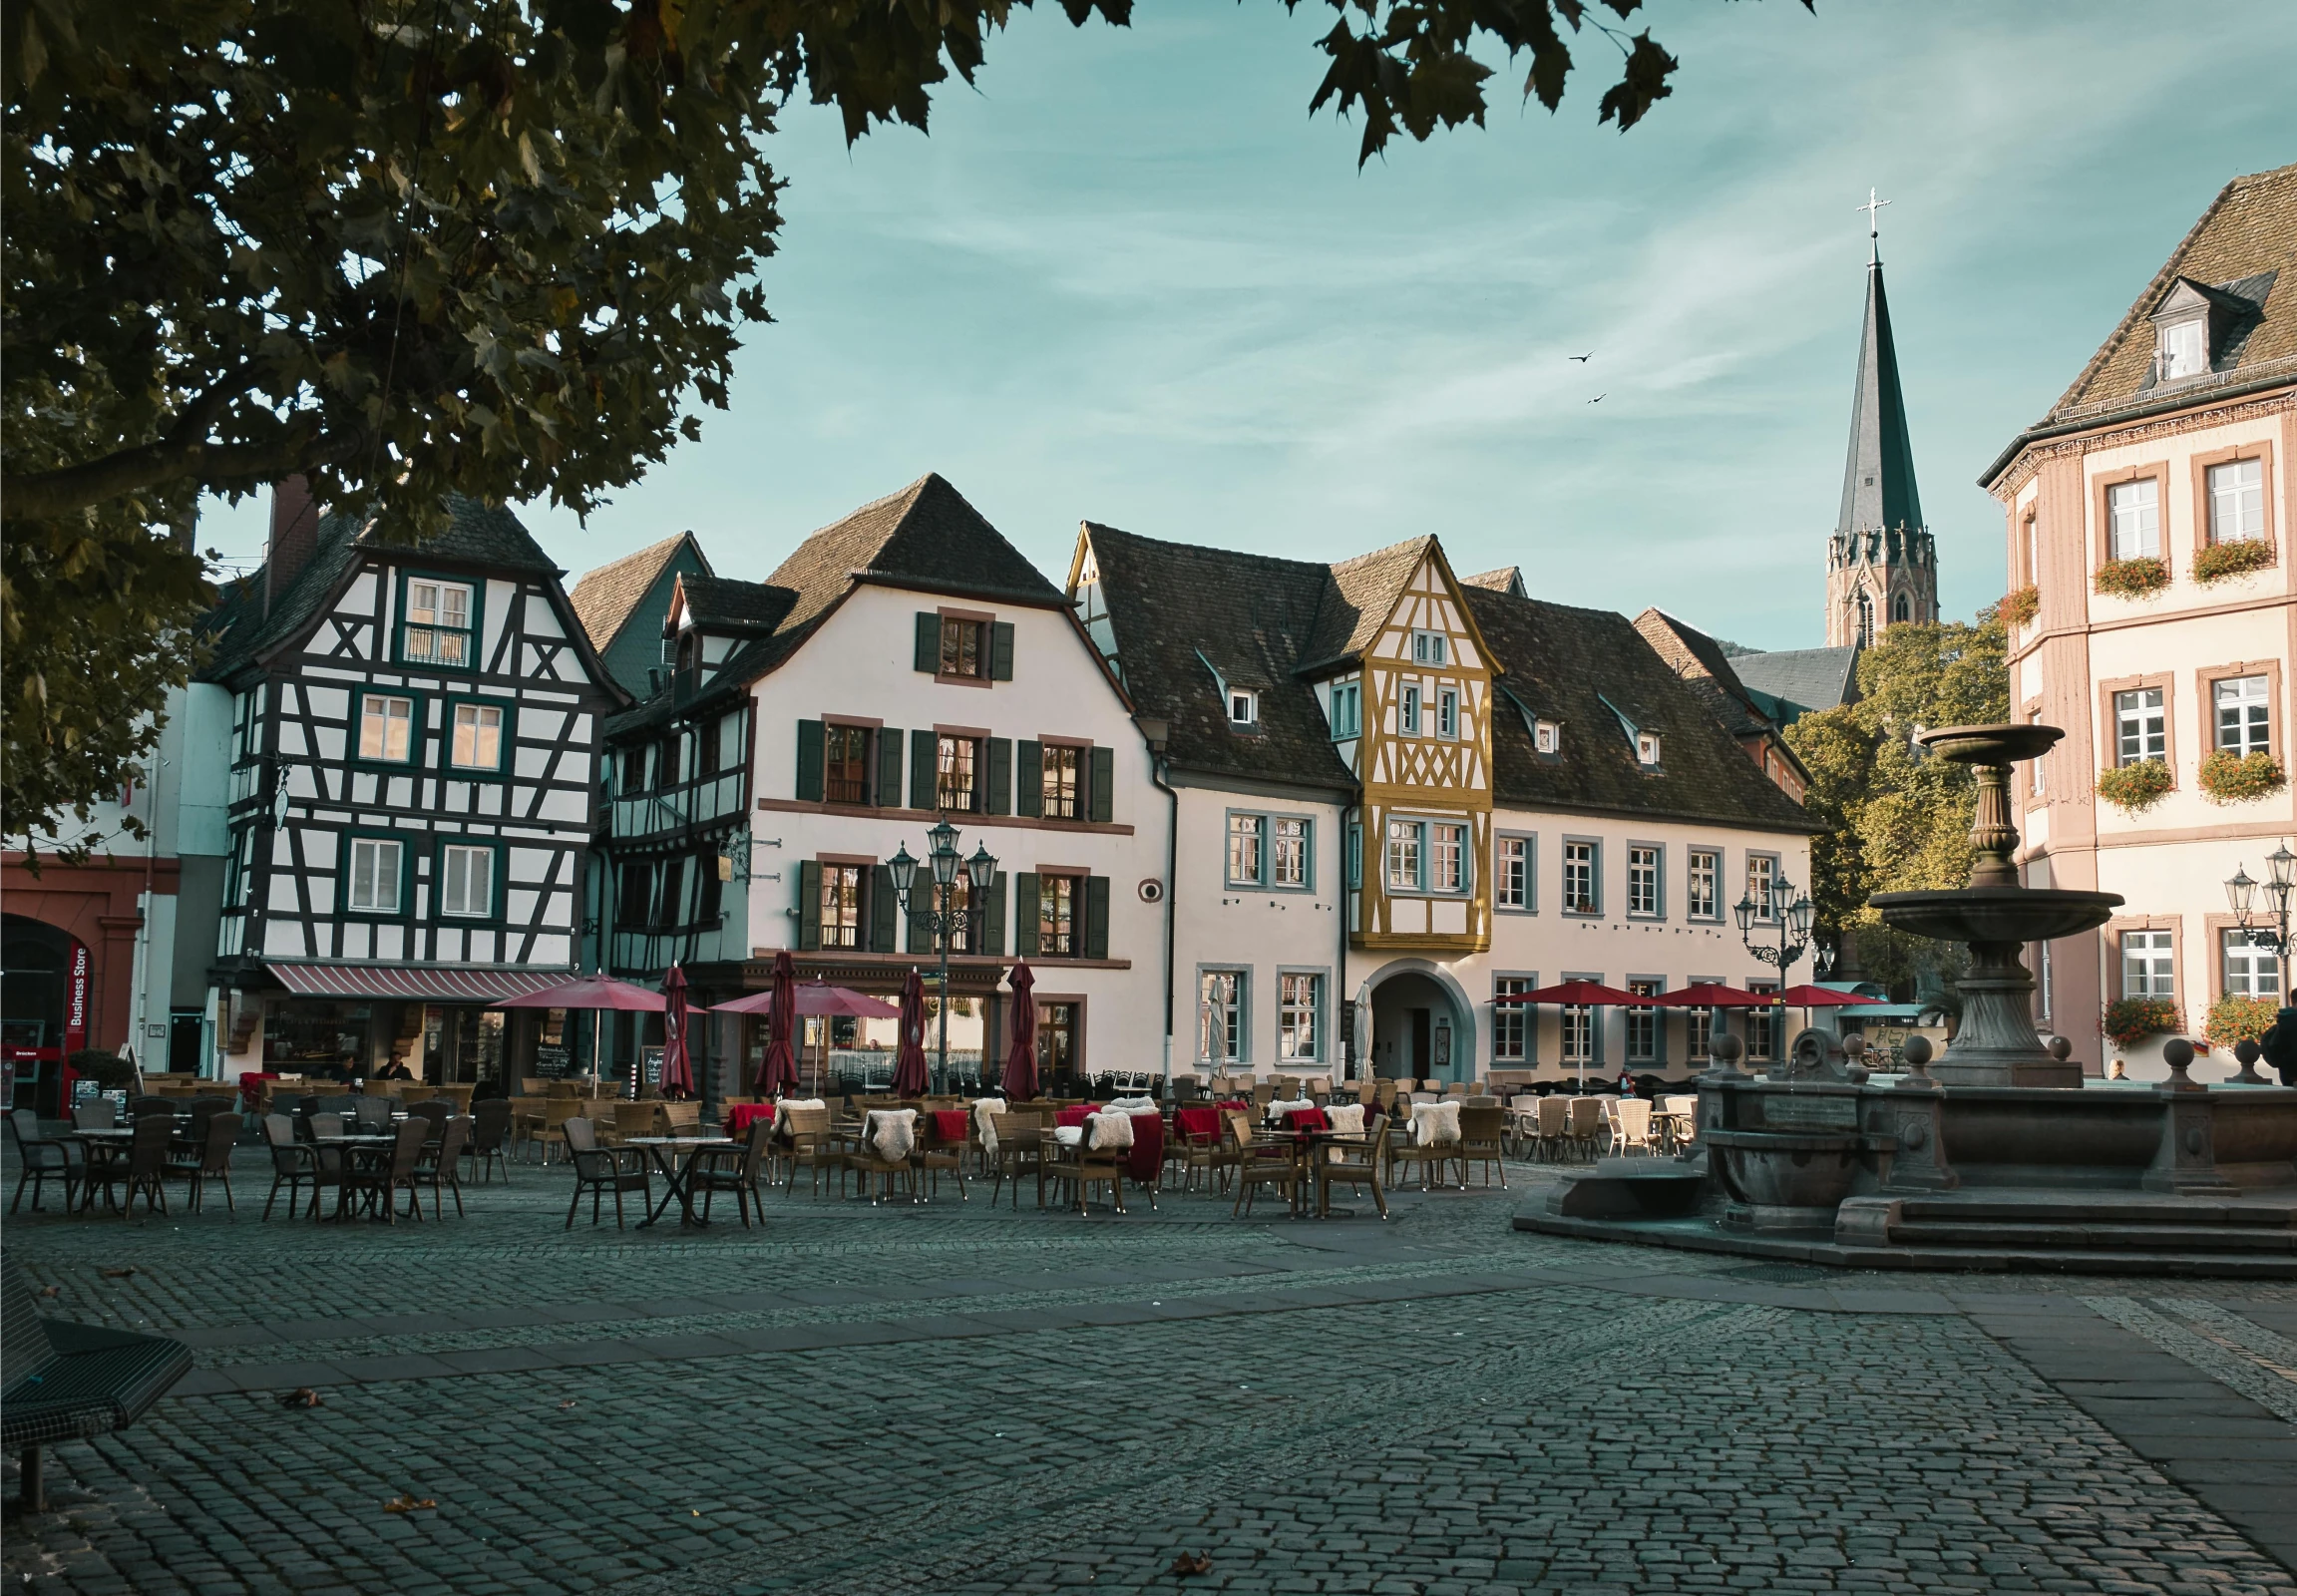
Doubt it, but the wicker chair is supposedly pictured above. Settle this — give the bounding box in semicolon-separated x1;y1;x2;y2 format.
464;1098;514;1184
344;1118;430;1223
1315;1118;1391;1219
1385;1106;1465;1192
779;1106;843;1198
847;1111;918;1206
6;1111;80;1214
692;1120;773;1227
259;1112;341;1220
1042;1120;1124;1215
174;1111;240;1212
1458;1106;1507;1188
1566;1097;1606;1161
915;1110;968;1203
986;1113;1045;1209
562;1117;650;1228
415;1115;472;1219
1227;1110;1298;1217
84;1114;171;1217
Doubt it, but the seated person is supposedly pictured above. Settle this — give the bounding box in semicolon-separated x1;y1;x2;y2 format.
374;1058;415;1081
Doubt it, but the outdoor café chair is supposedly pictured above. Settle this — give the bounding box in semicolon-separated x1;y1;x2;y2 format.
692;1119;773;1228
1042;1122;1124;1216
986;1113;1045;1209
260;1113;341;1220
1315;1118;1391;1220
561;1117;649;1228
1566;1097;1606;1161
6;1111;80;1214
84;1114;171;1218
1458;1106;1507;1188
1610;1098;1656;1157
338;1118;428;1223
353;1096;395;1132
175;1111;239;1213
777;1106;843;1198
1227;1111;1298;1217
406;1099;452;1144
128;1096;175;1121
318;1094;361;1119
72;1099;117;1132
848;1111;919;1206
1167;1113;1232;1195
1386;1103;1465;1192
464;1099;514;1184
1661;1094;1700;1152
1529;1096;1571;1162
915;1110;968;1203
412;1115;471;1219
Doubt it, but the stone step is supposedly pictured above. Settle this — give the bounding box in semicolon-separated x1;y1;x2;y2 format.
1825;1242;2297;1279
1894;1196;2297;1228
1889;1219;2297;1253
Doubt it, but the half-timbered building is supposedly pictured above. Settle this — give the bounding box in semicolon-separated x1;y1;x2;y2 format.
591;475;1167;1096
202;481;624;1085
1073;523;1818;1087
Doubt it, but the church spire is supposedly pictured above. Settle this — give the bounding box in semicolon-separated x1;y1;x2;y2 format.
1825;192;1938;649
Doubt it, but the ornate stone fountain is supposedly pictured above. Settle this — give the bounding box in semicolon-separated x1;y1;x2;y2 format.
1869;724;2122;1087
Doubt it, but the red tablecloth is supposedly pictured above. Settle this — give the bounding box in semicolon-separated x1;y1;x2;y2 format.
1056;1103;1101;1128
725;1102;777;1135
1282;1106;1330;1132
1174;1107;1224;1141
237;1071;277;1112
931;1110;971;1143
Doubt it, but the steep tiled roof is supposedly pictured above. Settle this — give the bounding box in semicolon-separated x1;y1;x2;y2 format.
1462;567;1526;597
1079;524;1354;790
571;533;708;654
676;575;795;634
1728;645;1862;722
200;496;563;681
608;474;1062;736
1467;590;1815;834
1632;608;1774;741
1301;537;1433;667
1984;162;2297;484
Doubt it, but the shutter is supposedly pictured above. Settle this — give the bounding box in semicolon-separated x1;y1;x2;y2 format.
1015;741;1042;818
985;737;1011;816
795;719;824;802
870;865;898;954
1089;745;1114;823
990;621;1014;681
1012;873;1038;958
905;881;925;954
876;727;903;809
1084;875;1111;961
914;611;941;673
797;860;821;952
910;729;937;810
982;871;1007;956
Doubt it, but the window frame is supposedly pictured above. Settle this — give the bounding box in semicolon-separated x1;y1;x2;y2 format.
2215;920;2282;1001
2098;673;2175;785
1197;967;1250;1064
1037;738;1087;821
934;729;984;813
353;689;424;770
1560;837;1601;918
1410;629;1449;667
2198;660;2281;765
1494;831;1535;915
340;829;413;919
1225;811;1267;889
935;607;993;685
1625;976;1667;1065
1227;687;1259;728
1491;973;1538;1064
433;837;506;924
1625;842;1664;921
1384;818;1423;894
1327;680;1362;741
816;856;872;951
1745;979;1779;1062
1744;852;1779;925
1034;870;1086;958
1437;687;1459;741
1400;683;1421;737
2091;463;2171;580
1269;815;1312;891
1685;846;1723;923
2191;440;2278;560
395;570;483;671
1276;967;1328;1063
443;694;515;779
1560;969;1605;1066
2114;922;2178;1001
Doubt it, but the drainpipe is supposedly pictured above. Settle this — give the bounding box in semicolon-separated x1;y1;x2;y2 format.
1338;800;1354;1084
1139;719;1177;1089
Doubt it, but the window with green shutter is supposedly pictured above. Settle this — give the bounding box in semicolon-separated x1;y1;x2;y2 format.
981;870;1007;955
1011;872;1039;956
876;728;904;809
1089;746;1114;823
984;738;1011;815
795;720;824;802
989;621;1014;681
870;864;899;953
797;860;822;951
914;612;940;673
1015;741;1042;818
1084;876;1110;960
909;729;937;810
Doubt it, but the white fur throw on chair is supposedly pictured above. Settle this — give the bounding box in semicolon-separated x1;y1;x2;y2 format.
781;1097;826;1116
1106;1096;1158;1115
1084;1112;1136;1152
1326;1103;1366;1139
1265;1097;1314;1124
970;1097;1005;1158
866;1108;917;1164
1411;1099;1462;1145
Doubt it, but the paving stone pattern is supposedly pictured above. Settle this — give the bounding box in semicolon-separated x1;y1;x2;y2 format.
3;1149;2292;1595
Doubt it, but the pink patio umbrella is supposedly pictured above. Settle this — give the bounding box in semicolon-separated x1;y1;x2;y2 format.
715;969;899;1091
891;968;931;1097
657;965;695;1100
495;975;666;1097
1001;960;1039;1100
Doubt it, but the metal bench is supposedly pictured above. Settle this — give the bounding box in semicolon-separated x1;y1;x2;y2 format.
1;1258;191;1510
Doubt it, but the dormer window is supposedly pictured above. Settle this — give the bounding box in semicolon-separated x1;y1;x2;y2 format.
1228;688;1258;727
1534;720;1559;755
1636;731;1662;767
2158;313;2207;381
1411;630;1448;666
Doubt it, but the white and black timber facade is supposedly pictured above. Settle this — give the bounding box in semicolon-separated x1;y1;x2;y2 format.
202;484;626;1084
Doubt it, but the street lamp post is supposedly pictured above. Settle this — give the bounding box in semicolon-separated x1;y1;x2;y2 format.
1735;875;1816;1058
2225;840;2296;1001
887;821;999;1092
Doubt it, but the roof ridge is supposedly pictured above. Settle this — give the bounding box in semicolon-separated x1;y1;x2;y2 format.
1083;521;1338;581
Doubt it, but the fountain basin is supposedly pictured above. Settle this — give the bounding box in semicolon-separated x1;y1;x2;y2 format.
1707;1128;1892;1230
1870;886;2122;946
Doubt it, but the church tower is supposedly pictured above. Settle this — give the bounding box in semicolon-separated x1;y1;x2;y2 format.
1826;198;1938;648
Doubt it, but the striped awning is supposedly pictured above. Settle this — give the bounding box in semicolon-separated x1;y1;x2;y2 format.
264;962;577;1003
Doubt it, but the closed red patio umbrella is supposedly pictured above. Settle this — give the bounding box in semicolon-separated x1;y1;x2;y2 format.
1001;961;1039;1100
752;951;799;1097
892;968;930;1096
657;965;694;1100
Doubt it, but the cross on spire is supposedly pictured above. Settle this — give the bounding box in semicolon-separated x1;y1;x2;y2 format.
1857;187;1892;262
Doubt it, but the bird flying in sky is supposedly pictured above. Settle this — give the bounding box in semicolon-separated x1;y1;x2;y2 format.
1568;352;1593;363
1586;394;1606;404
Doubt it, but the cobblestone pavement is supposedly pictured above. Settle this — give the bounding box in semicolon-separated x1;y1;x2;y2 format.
3;1148;2293;1596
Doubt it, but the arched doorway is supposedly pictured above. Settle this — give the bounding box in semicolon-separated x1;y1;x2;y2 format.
2;914;85;1112
1363;961;1475;1086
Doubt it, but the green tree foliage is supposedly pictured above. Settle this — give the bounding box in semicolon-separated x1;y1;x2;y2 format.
3;0;1791;842
1783;606;2010;998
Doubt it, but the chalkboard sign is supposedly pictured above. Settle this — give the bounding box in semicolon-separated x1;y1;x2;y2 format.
533;1045;572;1078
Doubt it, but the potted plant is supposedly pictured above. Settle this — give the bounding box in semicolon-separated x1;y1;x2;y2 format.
2094;556;2170;598
2095;759;2174;814
2000;586;2040;627
2103;997;2179;1050
2204;993;2279;1051
2197;748;2287;804
2193;540;2274;585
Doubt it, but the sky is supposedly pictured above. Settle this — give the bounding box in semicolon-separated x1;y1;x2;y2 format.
197;0;2297;650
